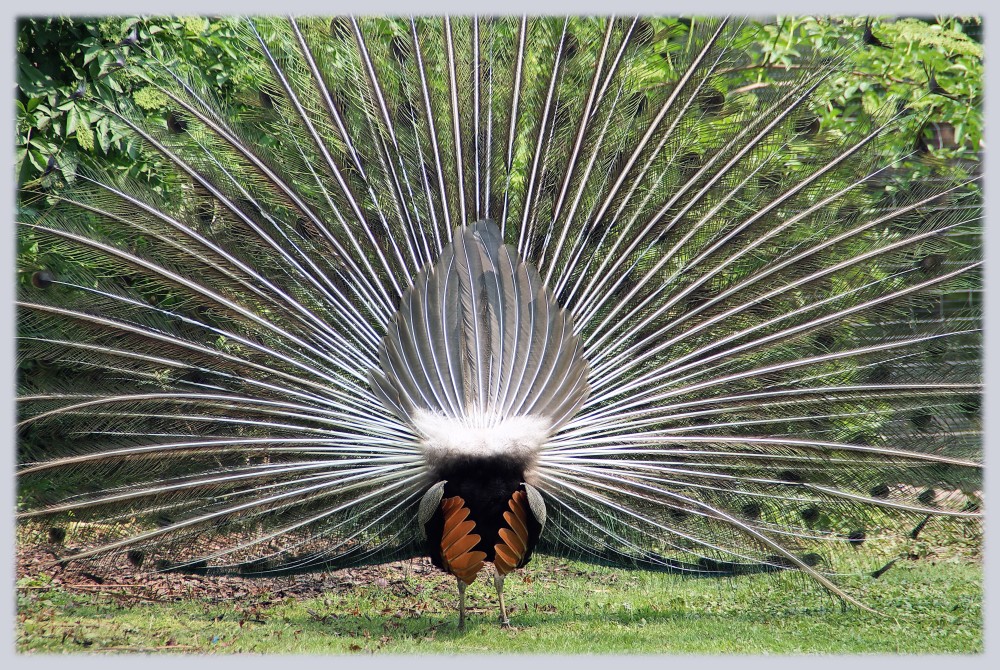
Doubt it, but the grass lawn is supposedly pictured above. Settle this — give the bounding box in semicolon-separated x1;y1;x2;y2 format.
16;537;981;654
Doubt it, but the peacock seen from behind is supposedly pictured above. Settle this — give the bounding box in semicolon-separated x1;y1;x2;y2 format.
17;16;982;630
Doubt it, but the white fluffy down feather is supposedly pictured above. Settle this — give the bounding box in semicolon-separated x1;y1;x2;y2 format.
412;407;552;468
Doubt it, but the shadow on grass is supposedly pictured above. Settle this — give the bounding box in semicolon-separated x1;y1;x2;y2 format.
271;598;849;640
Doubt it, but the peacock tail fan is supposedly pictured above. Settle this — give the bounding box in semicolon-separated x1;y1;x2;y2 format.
17;16;981;606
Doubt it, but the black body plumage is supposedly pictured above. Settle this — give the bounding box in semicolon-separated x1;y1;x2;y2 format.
423;459;540;568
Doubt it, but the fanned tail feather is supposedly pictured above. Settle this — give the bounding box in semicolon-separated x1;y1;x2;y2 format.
17;17;980;604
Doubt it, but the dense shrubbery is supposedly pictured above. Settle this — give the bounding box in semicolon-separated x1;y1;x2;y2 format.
16;16;982;194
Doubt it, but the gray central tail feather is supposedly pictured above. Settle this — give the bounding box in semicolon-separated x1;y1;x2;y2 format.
369;220;590;433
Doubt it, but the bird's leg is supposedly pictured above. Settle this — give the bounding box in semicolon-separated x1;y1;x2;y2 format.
494;572;510;627
457;578;467;631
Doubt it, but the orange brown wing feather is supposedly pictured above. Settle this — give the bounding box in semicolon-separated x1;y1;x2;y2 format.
494;490;531;576
439;496;485;585
441;519;476;551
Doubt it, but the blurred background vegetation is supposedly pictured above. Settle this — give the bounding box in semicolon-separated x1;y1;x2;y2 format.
16;15;983;195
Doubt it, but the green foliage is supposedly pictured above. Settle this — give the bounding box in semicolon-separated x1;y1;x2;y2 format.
16;16;982;195
15;16;252;193
759;17;982;165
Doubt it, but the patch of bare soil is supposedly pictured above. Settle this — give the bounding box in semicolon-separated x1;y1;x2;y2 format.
17;541;443;605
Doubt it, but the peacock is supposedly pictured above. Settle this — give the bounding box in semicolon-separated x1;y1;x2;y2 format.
16;16;982;631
